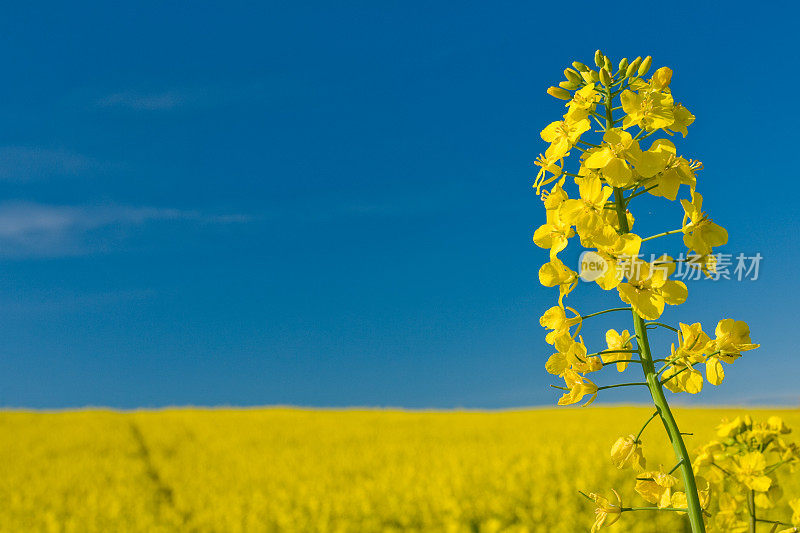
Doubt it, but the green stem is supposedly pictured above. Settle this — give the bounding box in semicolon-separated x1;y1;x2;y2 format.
579;307;632;320
646;322;679;333
606;84;706;533
623;507;689;512
748;490;756;533
635;411;659;442
764;459;791;475
602;359;641;367
642;228;684;242
668;459;684;475
589;349;640;356
596;382;647;391
756;518;795;527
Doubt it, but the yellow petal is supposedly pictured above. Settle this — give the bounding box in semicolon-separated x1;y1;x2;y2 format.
706;358;724;386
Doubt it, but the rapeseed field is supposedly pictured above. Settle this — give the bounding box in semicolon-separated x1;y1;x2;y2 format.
0;407;797;532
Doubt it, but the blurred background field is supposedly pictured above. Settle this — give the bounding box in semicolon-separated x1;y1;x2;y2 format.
0;406;797;532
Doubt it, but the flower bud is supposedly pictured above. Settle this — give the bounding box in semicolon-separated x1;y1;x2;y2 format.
638;55;652;76
626;57;642;77
618;57;628;73
572;61;589;72
594;49;604;68
599;67;612;87
559;80;580;90
580;69;599;84
564;68;582;84
546;86;571;100
610;435;645;471
603;56;613;72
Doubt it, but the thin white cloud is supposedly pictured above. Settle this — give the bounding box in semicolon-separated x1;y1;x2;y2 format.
0;202;250;257
97;91;185;110
0;146;101;181
93;80;279;112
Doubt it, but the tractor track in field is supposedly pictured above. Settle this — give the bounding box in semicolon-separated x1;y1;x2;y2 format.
129;420;194;528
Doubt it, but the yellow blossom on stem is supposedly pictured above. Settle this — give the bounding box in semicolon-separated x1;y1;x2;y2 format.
533;209;574;258
541;116;591;161
681;191;728;255
558;175;613;242
582;129;641;187
667;103;695;137
710;319;759;362
588;490;622;532
557;369;598;406
620;86;674;131
635;467;679;508
545;337;602;376
538;257;578;304
636;139;696;201
732;451;772;492
566;83;600;121
604;329;634;371
616;257;688;320
533;152;565;193
610;434;645;471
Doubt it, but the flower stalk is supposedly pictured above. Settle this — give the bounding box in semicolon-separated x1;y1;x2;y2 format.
606;85;706;532
536;50;761;531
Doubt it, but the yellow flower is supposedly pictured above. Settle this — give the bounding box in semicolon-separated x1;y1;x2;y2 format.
710;319;759;362
565;83;600;121
533;152;565;193
557;369;598;406
540;116;591;160
603;329;634;371
610;434;645;471
732;451;772;492
650;67;673;90
588;490;622;532
717;417;747;438
616;257;688;320
582;129;641;187
539;305;581;346
533;209;574;258
558;176;613;241
634;467;679;508
676;322;711;360
620;87;674;131
714;492;748;532
705;357;725;386
767;416;791;434
541;177;568;210
694;441;724;468
667;103;695;137
681;192;728;255
661;360;704;394
635;139;696;201
538;257;578;303
545;338;601;376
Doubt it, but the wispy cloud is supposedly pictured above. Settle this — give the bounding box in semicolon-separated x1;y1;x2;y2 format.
0;146;101;181
97;91;186;110
0;202;250;257
93;80;280;112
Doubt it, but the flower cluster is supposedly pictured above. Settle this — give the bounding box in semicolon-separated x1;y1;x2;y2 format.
535;50;760;532
694;416;800;532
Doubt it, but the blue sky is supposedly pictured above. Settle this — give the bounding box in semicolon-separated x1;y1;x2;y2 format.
0;2;797;408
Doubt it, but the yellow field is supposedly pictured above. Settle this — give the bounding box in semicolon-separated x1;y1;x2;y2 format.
0;407;797;532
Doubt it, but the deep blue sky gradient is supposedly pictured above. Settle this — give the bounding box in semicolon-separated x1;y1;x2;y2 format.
0;2;797;408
